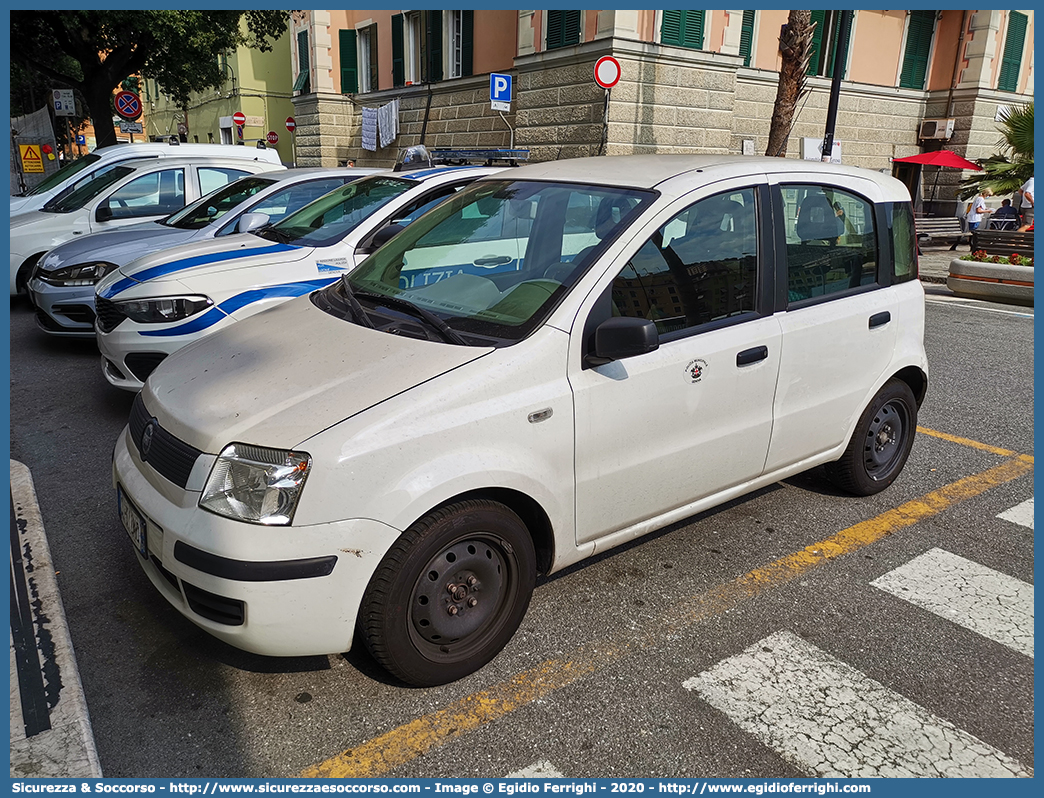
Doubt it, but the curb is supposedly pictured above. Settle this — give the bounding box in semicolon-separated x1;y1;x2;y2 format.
10;459;103;778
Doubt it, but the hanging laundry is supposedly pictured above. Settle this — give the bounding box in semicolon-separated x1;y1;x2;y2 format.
361;107;378;151
378;98;400;149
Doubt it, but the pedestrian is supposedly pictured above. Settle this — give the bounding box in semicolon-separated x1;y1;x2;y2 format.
990;198;1019;230
1017;176;1033;226
965;188;993;231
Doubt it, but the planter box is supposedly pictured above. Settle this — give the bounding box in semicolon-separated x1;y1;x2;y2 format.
947;258;1034;306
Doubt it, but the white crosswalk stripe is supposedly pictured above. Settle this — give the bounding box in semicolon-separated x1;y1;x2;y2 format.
505;761;565;778
871;548;1033;657
684;630;1032;778
997;497;1034;529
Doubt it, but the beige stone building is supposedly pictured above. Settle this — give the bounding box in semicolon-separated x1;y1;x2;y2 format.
289;9;1034;213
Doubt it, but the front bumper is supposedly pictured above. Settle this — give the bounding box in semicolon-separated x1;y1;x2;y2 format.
96;316;226;391
28;277;98;337
112;426;400;656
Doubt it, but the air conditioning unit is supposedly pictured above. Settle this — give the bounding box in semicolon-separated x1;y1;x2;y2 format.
918;118;955;140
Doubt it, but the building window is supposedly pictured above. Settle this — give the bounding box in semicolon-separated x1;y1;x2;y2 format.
661;10;705;50
339;29;358;93
739;10;756;67
546;10;581;50
899;10;935;90
998;11;1028;93
807;10;853;78
446;10;474;78
357;23;378;93
294;29;310;93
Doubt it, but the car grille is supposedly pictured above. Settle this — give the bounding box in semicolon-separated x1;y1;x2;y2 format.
128;393;202;489
126;352;168;383
182;581;245;626
95;296;126;333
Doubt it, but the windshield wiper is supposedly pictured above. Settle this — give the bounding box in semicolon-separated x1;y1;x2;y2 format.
339;275;376;329
355;290;467;345
256;225;295;244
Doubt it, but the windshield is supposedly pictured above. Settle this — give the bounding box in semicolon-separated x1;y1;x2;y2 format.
25;154;101;196
46;166;135;213
162;176;277;229
255;176;414;248
314;179;655;344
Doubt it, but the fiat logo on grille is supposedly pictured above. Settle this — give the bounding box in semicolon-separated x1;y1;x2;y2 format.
141;422;156;458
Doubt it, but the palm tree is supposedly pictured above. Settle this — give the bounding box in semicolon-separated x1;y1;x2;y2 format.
766;11;816;157
959;102;1034;200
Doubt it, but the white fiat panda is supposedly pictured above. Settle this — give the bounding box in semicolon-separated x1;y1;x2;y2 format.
112;155;927;686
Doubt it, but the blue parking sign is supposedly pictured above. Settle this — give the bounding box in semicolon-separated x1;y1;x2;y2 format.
490;73;512;111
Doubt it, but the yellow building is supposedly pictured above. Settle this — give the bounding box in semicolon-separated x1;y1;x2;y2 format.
144;21;295;164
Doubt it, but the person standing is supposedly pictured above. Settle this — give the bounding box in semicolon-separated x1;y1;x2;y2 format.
1018;176;1033;226
965;188;993;231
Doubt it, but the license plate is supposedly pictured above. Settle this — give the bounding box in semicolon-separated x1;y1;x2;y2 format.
117;485;147;557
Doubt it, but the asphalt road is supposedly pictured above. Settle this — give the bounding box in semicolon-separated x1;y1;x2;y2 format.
7;286;1034;779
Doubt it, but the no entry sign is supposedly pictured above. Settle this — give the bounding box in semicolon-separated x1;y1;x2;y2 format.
232;111;246;126
285;116;296;132
266;131;279;145
594;56;621;89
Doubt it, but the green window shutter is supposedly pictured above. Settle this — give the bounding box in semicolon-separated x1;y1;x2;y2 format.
368;24;379;91
807;10;826;75
830;11;853;79
998;11;1027;92
392;14;405;87
547;10;581;50
662;10;704;49
739;10;756;67
424;10;443;82
899;11;935;90
296;30;311;93
339;29;358;94
462;10;474;77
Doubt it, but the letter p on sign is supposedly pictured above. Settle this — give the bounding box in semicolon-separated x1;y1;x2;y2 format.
491;73;512;112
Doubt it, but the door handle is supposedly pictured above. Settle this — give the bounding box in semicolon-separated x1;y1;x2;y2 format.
869;311;891;329
736;345;768;366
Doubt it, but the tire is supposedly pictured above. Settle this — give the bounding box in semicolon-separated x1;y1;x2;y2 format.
825;379;917;496
359;500;536;687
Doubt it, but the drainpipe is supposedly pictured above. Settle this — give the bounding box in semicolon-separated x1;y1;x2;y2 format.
946;10;969;120
419;85;434;145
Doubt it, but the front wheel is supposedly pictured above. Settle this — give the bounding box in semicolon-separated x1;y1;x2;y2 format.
359;500;536;686
825;379;917;496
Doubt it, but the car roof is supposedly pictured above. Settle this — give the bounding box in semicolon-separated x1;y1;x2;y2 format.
259;166;386;183
103;155;284;171
397;164;508;182
484;155;911;201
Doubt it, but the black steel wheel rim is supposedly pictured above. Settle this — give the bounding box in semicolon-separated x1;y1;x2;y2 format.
863;399;908;480
408;534;518;663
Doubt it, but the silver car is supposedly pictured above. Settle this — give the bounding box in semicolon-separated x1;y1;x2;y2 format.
28;167;383;336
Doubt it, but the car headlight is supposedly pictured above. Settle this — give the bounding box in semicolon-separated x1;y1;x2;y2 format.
38;261;119;286
114;295;213;323
199;444;312;525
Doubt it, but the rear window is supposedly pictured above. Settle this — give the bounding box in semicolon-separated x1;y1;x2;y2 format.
887;202;918;284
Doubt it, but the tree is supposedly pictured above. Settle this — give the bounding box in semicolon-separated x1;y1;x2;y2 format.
959;102;1034;200
10;11;288;149
766;11;816;158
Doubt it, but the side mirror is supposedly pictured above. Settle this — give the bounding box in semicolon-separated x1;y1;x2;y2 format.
585;317;659;367
237;212;271;234
95;203;113;223
360;223;405;255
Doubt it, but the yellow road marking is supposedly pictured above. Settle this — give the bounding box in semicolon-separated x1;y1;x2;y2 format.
302;454;1033;778
916;426;1024;458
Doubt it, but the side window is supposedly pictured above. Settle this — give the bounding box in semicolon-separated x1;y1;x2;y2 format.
107;168;185;218
888;202;917;284
781;184;877;304
199;167;250;196
610;188;758;337
245;179;350;226
395;184;466;226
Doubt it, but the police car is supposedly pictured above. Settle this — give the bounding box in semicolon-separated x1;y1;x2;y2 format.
95;148;517;390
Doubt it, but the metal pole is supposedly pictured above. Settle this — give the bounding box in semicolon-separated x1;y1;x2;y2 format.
821;10;853;162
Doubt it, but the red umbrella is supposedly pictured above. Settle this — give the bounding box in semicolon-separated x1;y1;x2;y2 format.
893;150;982;170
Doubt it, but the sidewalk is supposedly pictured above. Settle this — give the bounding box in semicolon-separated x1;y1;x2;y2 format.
10;460;102;779
917;244;961;284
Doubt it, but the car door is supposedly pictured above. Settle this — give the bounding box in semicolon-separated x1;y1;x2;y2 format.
569;180;783;544
763;178;899;473
90;167;186;233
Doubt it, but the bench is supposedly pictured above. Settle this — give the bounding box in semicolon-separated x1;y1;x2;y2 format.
914;216;968;249
969;229;1035;258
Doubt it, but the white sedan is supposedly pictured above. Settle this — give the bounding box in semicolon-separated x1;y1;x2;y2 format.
111;154;928;686
10;155;285;294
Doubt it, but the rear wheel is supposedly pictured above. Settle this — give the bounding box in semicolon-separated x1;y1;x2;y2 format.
360;500;536;686
825;379;917;496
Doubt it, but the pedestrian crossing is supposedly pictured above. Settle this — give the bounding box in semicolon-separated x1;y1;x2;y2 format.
681;497;1034;779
